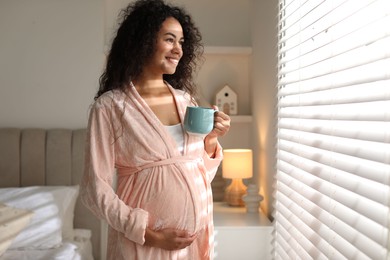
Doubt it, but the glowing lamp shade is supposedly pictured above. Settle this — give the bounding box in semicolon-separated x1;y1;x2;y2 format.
222;149;253;206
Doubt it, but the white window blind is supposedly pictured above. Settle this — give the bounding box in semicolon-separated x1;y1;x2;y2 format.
274;0;390;259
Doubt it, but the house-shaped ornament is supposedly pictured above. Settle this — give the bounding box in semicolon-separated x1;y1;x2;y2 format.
215;84;237;115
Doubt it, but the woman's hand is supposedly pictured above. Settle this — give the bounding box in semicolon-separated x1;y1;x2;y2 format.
204;106;231;157
144;227;198;251
210;106;231;138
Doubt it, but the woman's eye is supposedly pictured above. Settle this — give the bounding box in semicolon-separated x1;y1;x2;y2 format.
166;38;174;43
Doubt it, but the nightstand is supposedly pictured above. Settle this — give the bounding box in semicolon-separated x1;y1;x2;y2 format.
213;202;273;260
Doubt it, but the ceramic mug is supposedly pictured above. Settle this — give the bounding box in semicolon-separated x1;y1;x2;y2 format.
183;106;216;136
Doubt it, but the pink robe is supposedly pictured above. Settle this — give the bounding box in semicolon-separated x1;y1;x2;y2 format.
81;84;222;260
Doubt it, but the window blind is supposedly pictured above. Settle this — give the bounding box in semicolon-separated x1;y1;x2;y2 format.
274;0;390;259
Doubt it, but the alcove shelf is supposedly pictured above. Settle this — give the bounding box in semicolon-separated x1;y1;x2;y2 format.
197;45;253;149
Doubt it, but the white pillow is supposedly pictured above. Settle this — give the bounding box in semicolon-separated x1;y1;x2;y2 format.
60;186;80;241
0;203;34;256
0;185;79;249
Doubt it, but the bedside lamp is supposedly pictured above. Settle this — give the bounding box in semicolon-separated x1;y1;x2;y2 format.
222;149;253;207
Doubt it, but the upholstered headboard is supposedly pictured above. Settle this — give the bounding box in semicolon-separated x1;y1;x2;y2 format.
0;128;101;260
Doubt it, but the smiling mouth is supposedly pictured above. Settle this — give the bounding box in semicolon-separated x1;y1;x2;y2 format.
166;57;179;65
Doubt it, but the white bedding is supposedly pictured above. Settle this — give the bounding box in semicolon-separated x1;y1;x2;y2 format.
0;229;93;260
0;186;80;250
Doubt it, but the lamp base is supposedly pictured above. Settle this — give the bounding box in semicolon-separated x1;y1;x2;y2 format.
224;179;247;207
242;184;264;213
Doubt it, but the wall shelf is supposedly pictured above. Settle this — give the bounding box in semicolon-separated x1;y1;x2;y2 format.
198;45;253;149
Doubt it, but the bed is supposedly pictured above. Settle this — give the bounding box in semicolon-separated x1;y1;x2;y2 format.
0;128;101;260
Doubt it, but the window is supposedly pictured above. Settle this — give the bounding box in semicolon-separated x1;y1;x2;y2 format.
274;0;390;259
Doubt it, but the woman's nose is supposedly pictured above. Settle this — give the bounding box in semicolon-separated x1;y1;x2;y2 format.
172;42;182;54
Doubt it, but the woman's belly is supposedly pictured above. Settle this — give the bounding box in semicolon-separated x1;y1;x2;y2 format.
117;163;209;234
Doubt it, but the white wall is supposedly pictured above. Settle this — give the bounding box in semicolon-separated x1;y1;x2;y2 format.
0;0;104;128
251;0;278;218
104;0;252;48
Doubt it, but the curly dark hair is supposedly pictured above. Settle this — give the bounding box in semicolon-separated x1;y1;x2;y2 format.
95;0;203;100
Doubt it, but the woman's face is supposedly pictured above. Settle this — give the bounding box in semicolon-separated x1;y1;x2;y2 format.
145;17;184;77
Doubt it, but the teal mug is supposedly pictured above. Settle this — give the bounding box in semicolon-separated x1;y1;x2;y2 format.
183;106;216;136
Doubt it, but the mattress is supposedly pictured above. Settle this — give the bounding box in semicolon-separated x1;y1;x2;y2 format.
0;229;93;260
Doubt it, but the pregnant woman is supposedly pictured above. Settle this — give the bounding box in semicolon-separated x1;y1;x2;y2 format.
80;0;230;259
